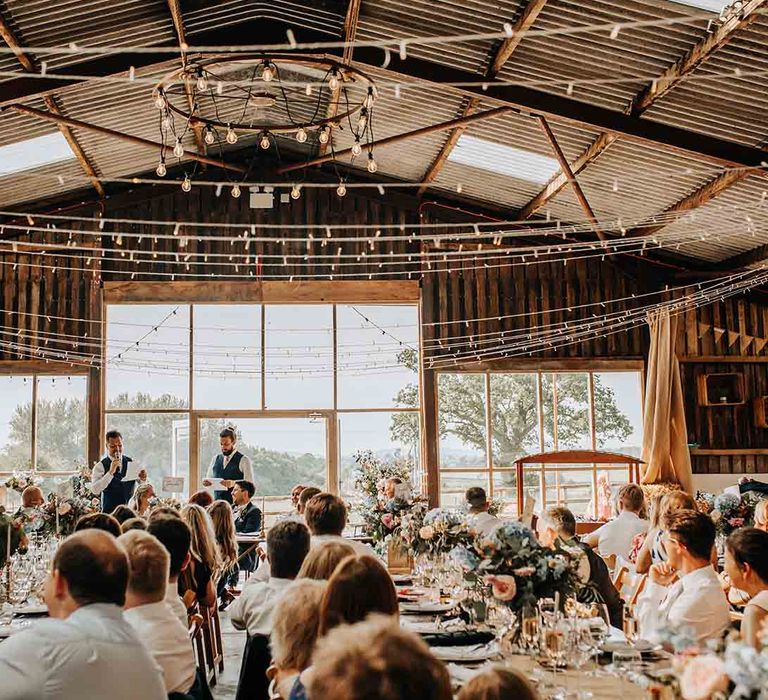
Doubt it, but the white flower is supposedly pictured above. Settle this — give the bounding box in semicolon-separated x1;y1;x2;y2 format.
419;525;435;540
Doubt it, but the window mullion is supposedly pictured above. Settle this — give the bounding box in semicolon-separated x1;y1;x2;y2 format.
31;375;38;471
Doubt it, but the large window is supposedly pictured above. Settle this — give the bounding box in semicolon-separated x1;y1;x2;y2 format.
437;369;643;518
0;374;88;474
104;302;420;503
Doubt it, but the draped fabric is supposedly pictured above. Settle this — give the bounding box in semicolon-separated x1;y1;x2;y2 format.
640;308;693;494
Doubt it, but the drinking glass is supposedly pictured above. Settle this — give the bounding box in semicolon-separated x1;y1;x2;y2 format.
521;606;540;654
612;649;641;674
541;619;568;699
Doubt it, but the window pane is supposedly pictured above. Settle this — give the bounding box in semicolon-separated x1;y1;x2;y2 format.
490;373;540;468
492;470;518;517
105;413;189;498
338;411;421;500
265;305;332;409
440;471;488;508
594;372;643;457
36;376;87;471
336;305;419;409
106;305;190;409
541;373;555;450
193;304;261;409
554;373;591;449
544;468;594;516
0;375;32;472
197;417;326;498
438;373;487;467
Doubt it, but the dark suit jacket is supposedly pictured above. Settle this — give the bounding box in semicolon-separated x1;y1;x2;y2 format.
234;502;262;534
571;538;624;629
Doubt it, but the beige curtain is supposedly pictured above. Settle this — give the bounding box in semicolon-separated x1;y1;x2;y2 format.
640;308;693;494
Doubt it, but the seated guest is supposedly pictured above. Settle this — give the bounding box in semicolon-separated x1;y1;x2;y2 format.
383;477;403;500
0;513;26;568
725;527;768;648
635;490;696;575
233;480;262;575
290;484;307;514
21;484;45;509
583;483;648;565
0;530;166;699
189;490;213;509
537;506;623;628
121;517;147;533
269;579;326;699
111;504;137;526
306;493;373;556
465;486;500;538
457;666;540;700
298;540;356;580
754;500;768;533
147;514;193;627
297;487;321;516
230;520;311;637
208;499;239;605
129;482;156;518
289;555;400;700
120;530;196;694
179;504;220;610
308;615;452;700
74;512;122;538
636;510;729;645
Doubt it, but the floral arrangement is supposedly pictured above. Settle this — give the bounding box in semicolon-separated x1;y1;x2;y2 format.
149;496;182;511
15;473;99;537
696;490;766;537
351;450;427;552
406;507;472;558
448;521;582;612
4;472;37;493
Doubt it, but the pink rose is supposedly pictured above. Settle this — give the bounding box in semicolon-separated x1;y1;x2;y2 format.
485;574;517;602
679;655;728;700
57;502;72;516
419;525;435;540
728;517;744;528
381;513;395;529
513;566;536;577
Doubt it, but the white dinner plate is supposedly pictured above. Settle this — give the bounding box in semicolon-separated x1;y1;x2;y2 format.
431;642;499;663
13;603;48;616
391;574;413;584
400;601;456;614
401;618;466;634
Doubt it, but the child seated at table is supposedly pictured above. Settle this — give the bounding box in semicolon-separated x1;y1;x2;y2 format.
457;667;540;700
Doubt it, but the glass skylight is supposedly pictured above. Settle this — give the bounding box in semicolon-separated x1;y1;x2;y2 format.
0;132;75;176
447;135;560;185
669;0;730;12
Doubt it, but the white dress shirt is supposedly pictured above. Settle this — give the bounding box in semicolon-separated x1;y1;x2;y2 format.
166;581;188;628
468;511;501;538
229;577;294;637
0;603;166;700
592;510;648;561
124;601;196;694
206;451;254;483
90;454;144;496
636;564;730;645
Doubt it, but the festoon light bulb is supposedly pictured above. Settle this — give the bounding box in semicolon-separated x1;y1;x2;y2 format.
231;184;241;199
318;126;330;144
262;62;274;82
155;160;167;177
154;90;165;110
260;132;271;150
173;139;184;158
225;126;238;145
290;184;301;200
328;70;340;91
196;72;208;91
351;140;362;156
336;182;347;197
182;175;192;192
295;127;308;143
367;154;378;173
204;127;216;145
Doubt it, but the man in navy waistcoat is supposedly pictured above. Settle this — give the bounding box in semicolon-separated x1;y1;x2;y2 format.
202;426;253;504
90;430;147;514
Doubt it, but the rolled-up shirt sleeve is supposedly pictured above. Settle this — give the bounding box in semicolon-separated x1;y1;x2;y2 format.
240;455;254;484
205;456;217;479
89;461;112;496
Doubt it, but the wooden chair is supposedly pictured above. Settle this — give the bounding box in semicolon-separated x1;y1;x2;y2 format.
210;606;225;673
627;574;647;609
199;606;218;687
188;613;205;670
613;565;629;591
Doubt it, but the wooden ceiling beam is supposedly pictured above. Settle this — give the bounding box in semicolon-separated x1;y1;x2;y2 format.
320;0;361;156
166;0;206;157
417;0;548;195
0;11;105;198
516;0;768;219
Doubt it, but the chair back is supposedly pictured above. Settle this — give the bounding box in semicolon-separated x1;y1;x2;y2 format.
236;634;272;700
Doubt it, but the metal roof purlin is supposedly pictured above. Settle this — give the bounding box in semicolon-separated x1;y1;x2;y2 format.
517;0;768;221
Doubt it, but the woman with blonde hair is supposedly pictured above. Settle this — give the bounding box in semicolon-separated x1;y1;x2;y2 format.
297;540;356;580
457;667;540;700
129;482;156;518
754;500;768;532
269;578;327;699
179;503;220;609
635;490;696;574
208;499;239;599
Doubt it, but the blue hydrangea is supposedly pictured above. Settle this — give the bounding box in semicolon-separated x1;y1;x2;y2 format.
724;642;768;692
449;545;480;572
423;508;462;527
714;492;741;515
488;521;534;545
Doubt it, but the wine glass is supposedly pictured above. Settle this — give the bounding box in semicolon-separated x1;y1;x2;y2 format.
521;605;540;654
571;626;596;699
541;618;568;699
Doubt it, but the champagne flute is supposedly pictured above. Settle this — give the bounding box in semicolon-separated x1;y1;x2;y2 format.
521;605;540;654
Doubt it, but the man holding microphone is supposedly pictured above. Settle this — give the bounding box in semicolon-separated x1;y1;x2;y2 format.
90;430;147;513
